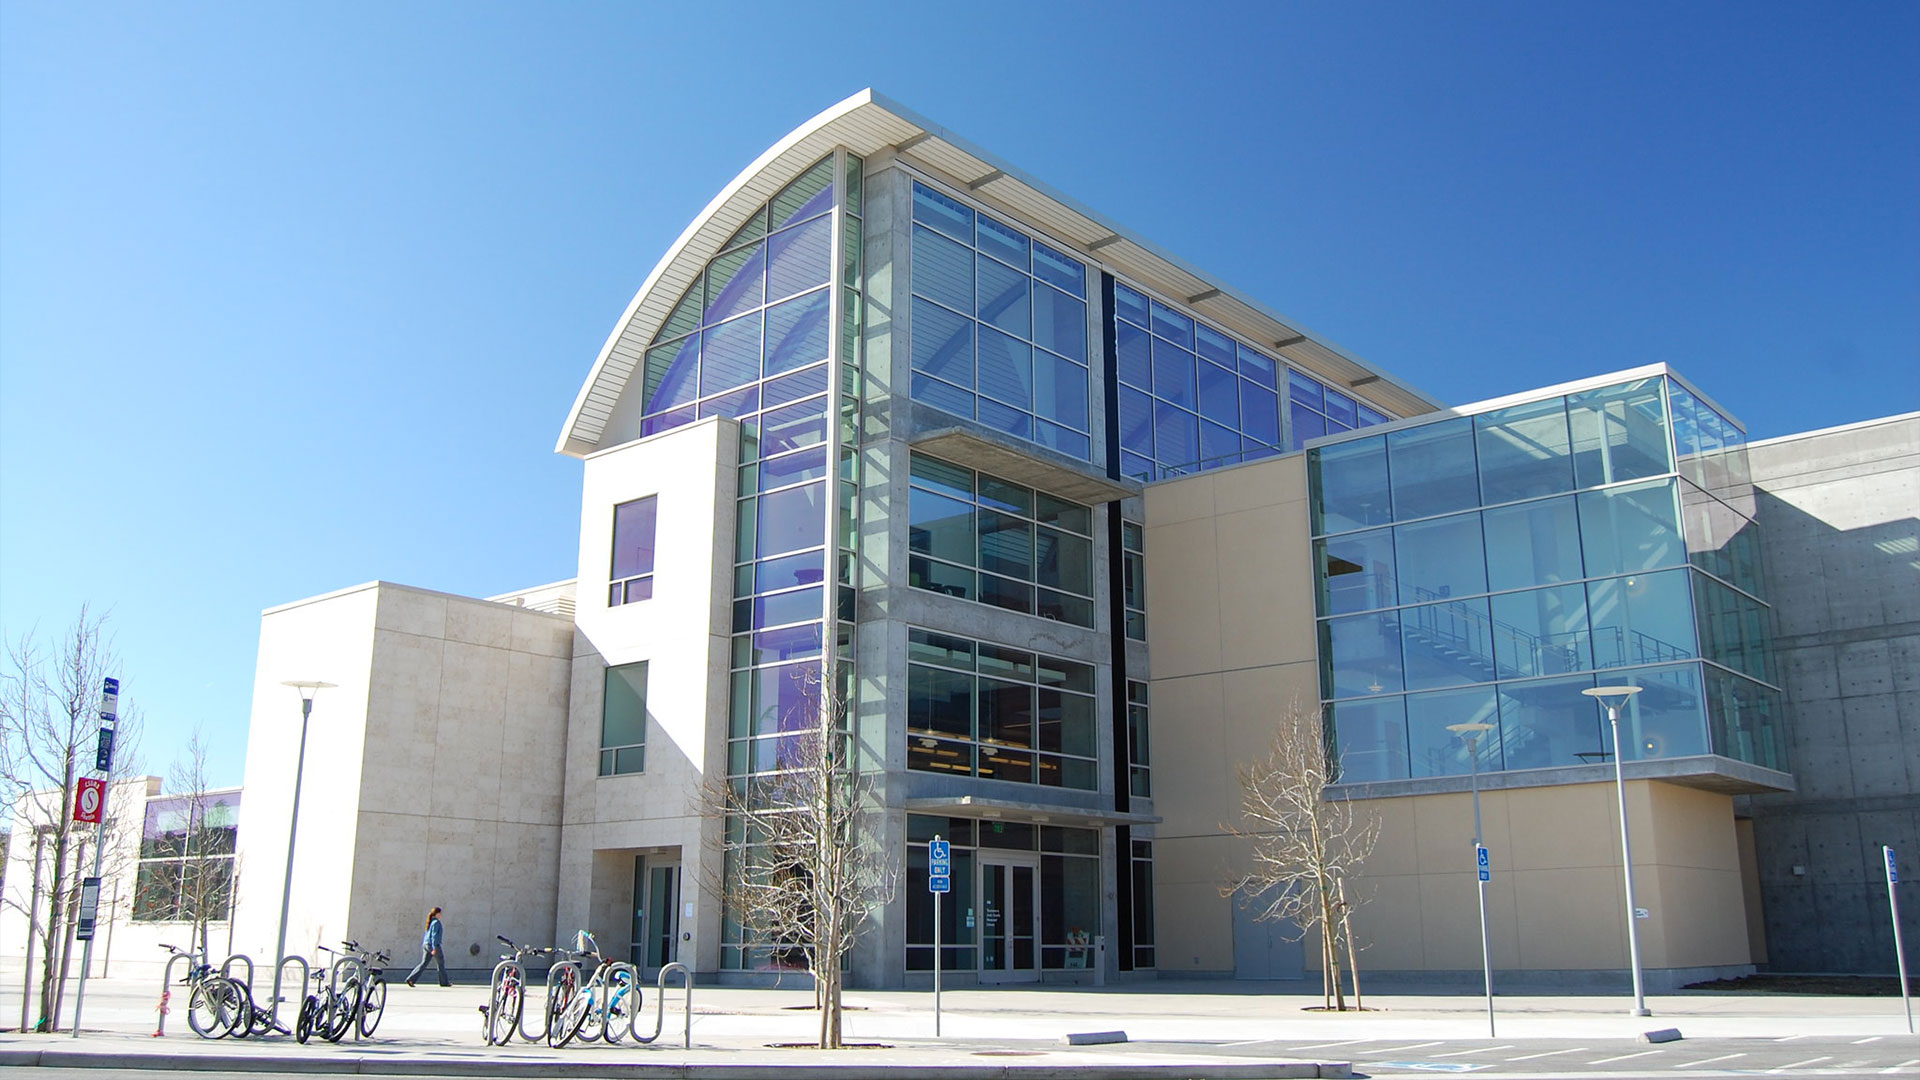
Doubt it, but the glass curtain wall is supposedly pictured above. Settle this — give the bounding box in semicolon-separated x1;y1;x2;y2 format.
907;453;1096;626
907;181;1093;459
716;152;865;971
1110;280;1392;480
1309;374;1784;783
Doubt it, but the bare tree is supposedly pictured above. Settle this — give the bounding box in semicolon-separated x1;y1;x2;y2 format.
700;664;894;1049
134;729;236;957
0;607;143;1031
1224;696;1379;1011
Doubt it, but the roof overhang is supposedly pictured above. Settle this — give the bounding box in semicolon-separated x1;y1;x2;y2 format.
904;795;1160;829
911;416;1143;505
560;89;1444;458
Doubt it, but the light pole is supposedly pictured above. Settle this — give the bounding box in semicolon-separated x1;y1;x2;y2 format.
272;680;334;1025
1583;684;1649;1017
1448;721;1496;1037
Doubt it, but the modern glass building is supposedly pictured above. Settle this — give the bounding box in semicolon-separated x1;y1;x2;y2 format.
1309;370;1785;788
220;91;1880;995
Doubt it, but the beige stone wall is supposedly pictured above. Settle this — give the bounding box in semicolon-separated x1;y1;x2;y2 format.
559;416;737;972
1143;452;1757;978
229;580;574;973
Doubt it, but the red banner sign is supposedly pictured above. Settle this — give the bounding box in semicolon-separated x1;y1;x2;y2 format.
73;777;106;823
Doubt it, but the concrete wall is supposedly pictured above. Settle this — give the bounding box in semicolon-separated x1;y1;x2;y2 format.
1743;411;1920;972
559;416;737;973
230;581;573;977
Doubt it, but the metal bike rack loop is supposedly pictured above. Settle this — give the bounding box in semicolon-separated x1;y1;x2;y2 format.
154;949;203;1038
633;962;692;1048
271;955;310;1029
540;959;583;1044
328;954;368;1043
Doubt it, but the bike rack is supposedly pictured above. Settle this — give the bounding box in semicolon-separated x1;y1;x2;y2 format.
633;962;692;1049
216;955;257;1038
154;949;205;1038
270;955;310;1030
541;958;583;1044
329;954;369;1043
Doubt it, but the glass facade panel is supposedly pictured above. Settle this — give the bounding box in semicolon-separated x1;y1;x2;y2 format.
1568;377;1672;487
1475;397;1574;503
1394;513;1488;603
1603;663;1710;760
1587;568;1697;669
1705;666;1786;771
906;630;1097;790
1401;597;1495;690
1389;417;1479;520
1491;584;1593;678
1321;612;1404;698
1579;478;1685;576
1693;570;1775;684
1483;496;1584;591
1496;673;1604;770
1309;435;1391;535
1331;696;1408;782
907;454;1095;628
1407;686;1502;778
1317;527;1395;616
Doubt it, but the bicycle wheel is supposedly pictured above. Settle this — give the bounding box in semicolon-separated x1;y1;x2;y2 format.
487;979;521;1045
295;996;317;1044
323;984;360;1043
555;989;593;1049
224;979;254;1037
358;976;387;1037
187;979;236;1039
578;985;607;1044
602;968;637;1044
544;969;578;1048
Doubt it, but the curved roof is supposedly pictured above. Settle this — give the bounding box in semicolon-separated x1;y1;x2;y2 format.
558;89;1441;457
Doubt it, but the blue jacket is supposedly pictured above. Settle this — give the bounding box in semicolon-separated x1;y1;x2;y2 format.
422;917;443;950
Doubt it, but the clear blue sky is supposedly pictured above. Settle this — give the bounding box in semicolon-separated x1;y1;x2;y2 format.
3;2;1914;789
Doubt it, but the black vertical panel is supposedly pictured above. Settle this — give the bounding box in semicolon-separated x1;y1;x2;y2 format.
1100;271;1135;970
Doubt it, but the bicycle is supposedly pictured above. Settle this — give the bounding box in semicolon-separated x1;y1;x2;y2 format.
482;935;554;1044
550;932;640;1048
160;943;245;1039
341;940;391;1037
296;945;361;1044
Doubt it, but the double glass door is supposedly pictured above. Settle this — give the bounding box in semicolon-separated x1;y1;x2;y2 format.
979;855;1038;983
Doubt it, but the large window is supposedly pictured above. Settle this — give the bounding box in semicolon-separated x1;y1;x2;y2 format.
907;629;1098;790
609;495;658;606
908;454;1095;627
908;182;1092;459
132;792;239;923
1114;279;1391;481
601;662;648;776
1310;374;1782;782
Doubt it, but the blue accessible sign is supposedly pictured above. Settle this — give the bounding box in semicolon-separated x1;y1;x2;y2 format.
930;838;951;893
1476;844;1491;882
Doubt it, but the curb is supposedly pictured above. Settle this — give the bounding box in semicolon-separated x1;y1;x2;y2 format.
0;1048;1352;1079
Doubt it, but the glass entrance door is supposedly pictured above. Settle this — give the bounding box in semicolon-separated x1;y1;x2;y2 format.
631;858;680;974
979;855;1039;983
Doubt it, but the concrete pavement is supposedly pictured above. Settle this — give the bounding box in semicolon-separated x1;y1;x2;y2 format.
2;971;1916;1077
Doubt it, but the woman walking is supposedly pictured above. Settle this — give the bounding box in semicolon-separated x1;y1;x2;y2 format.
405;906;451;987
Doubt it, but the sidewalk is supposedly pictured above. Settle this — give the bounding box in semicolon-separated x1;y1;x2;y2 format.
2;973;1915;1077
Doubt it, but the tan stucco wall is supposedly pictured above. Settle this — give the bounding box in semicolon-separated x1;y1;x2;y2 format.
1143;452;1757;977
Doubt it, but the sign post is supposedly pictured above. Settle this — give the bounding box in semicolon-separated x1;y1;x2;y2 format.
1887;846;1912;1034
70;677;117;1037
929;836;950;1036
1475;843;1494;1037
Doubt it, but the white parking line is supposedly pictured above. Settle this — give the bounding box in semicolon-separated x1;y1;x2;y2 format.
1854;1036;1884;1044
1881;1060;1920;1074
1774;1034;1811;1042
1372;1041;1445;1053
1218;1039;1268;1047
1675;1053;1746;1068
1506;1047;1587;1061
1771;1057;1832;1071
1432;1045;1513;1057
1286;1039;1369;1050
1590;1049;1663;1064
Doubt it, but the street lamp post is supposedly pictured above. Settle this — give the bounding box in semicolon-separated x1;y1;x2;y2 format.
1583;684;1650;1017
272;680;334;1025
1447;721;1496;1037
